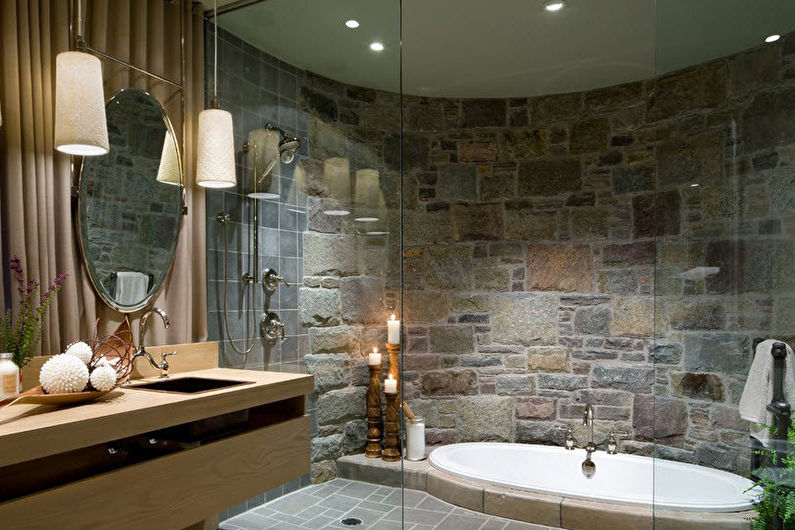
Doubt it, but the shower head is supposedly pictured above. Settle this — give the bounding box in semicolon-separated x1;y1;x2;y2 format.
278;135;300;164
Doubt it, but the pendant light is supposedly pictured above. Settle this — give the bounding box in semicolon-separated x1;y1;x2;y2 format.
54;0;109;156
196;0;236;189
156;132;182;185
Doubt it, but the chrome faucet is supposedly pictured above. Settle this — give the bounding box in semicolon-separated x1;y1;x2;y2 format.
583;403;596;453
131;308;177;378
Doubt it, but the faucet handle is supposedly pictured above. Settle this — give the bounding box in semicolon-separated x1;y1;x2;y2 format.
555;425;577;450
159;351;177;378
262;268;289;293
607;429;630;454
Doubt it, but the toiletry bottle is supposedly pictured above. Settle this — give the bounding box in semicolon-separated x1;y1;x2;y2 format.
0;353;20;399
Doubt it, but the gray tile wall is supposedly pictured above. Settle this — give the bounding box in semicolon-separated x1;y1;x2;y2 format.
205;26;312;520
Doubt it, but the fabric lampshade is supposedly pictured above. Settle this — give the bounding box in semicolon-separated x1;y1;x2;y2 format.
54;51;109;156
156;132;181;185
196;108;236;188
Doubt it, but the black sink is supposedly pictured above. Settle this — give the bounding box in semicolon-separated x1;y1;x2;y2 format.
129;377;253;394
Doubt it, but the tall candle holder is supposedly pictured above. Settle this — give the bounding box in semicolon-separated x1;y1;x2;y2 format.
383;389;401;462
386;343;400;394
366;363;383;458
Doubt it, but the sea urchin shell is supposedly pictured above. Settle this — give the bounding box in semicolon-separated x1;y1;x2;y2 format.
40;354;89;394
65;341;93;365
89;364;117;392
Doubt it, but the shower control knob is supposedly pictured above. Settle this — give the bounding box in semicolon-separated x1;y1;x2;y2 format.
261;312;287;342
262;268;289;293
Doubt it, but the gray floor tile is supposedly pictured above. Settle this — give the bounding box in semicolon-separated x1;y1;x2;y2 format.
481;519;508;530
401;507;449;526
437;512;490;530
416;495;453;513
267;492;320;515
229;476;562;530
337;481;381;499
358;499;395;513
317;494;361;512
302;514;336;528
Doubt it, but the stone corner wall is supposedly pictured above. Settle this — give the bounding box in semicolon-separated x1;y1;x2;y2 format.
402;33;795;476
296;72;403;483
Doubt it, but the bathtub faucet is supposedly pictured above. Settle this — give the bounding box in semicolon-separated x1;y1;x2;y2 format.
583;403;596;454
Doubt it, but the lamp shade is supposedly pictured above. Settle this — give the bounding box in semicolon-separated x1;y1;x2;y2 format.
54;51;109;156
324;157;351;201
156;132;181;185
196;108;236;188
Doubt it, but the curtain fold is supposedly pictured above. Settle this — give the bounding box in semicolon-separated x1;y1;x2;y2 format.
0;0;207;353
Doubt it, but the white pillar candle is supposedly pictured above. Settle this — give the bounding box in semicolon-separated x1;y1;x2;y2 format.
406;417;426;461
368;347;382;366
387;314;400;345
384;374;397;394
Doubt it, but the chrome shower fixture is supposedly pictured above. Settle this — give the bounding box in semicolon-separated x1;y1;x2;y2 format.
267;123;301;165
243;123;301;183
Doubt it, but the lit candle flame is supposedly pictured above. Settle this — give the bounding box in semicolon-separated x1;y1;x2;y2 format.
390;314;396;321
373;346;378;353
387;374;394;380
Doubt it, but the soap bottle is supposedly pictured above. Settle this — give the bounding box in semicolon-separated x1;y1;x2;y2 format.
0;353;20;399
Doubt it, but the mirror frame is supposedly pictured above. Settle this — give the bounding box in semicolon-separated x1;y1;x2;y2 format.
74;88;185;313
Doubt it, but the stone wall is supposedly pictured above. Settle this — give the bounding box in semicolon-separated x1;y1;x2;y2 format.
297;74;402;482
401;33;795;475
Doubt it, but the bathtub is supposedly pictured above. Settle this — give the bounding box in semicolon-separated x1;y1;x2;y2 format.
429;442;759;513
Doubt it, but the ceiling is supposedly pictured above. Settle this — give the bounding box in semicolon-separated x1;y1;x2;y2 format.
205;0;795;98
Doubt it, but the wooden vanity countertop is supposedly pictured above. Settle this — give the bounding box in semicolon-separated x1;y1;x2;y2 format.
0;367;313;468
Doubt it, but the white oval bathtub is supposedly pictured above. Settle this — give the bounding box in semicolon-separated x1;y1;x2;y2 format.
429;443;759;513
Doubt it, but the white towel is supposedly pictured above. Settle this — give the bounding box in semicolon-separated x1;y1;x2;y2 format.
114;271;149;306
739;339;795;445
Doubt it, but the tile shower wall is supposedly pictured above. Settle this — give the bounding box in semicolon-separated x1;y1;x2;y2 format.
204;26;402;514
402;33;795;476
205;27;311;518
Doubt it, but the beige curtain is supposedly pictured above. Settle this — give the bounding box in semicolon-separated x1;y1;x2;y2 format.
0;0;207;353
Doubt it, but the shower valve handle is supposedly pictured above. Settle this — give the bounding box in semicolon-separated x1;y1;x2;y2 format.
262;268;289;293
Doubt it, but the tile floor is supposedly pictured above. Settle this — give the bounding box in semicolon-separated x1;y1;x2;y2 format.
220;479;557;530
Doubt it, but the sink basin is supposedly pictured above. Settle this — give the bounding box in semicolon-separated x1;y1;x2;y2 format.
128;377;253;394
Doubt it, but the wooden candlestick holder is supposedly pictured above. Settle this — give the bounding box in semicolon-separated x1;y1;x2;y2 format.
386;343;400;394
365;364;383;458
383;390;401;462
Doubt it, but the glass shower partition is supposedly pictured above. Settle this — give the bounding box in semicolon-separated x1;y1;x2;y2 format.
206;1;404;527
653;2;795;528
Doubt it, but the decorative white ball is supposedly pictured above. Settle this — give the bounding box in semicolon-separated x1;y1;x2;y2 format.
89;364;118;392
40;354;89;394
64;341;93;365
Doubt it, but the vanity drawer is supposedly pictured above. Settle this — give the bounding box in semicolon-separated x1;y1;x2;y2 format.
0;415;310;530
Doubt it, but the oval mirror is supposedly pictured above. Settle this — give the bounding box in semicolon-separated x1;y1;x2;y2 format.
77;88;183;313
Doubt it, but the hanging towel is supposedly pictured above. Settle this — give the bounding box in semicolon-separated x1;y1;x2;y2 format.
739;339;795;445
114;271;149;306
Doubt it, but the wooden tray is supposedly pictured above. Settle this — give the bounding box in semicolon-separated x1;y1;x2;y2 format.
0;386;112;407
0;319;133;408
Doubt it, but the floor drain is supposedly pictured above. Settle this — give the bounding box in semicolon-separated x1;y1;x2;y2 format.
341;517;363;526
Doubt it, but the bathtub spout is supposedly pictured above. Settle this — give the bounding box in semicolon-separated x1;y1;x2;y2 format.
582;403;596;453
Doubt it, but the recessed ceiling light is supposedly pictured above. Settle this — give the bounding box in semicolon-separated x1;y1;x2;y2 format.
765;34;781;43
370;42;385;52
345;20;359;29
543;1;566;12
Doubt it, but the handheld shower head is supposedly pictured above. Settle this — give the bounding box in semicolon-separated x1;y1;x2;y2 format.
279;136;300;164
